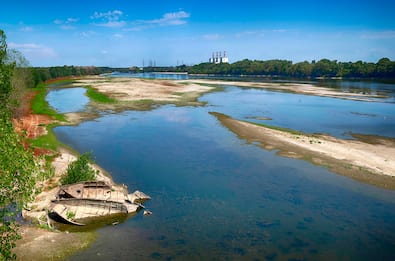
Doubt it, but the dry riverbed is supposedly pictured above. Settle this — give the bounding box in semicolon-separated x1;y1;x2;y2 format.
182;79;388;101
73;76;212;103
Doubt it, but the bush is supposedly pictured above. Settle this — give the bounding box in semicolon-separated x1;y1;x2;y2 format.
60;152;98;185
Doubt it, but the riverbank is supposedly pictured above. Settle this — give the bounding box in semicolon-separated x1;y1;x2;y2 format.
13;76;215;260
211;112;395;189
13;147;113;260
13;225;96;261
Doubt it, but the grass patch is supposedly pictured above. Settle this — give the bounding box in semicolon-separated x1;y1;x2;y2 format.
86;86;116;103
30;124;64;151
31;86;66;121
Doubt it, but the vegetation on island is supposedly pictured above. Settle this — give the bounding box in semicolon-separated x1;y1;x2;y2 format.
86;86;116;103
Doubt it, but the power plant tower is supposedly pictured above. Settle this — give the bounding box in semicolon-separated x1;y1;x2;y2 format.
209;51;229;64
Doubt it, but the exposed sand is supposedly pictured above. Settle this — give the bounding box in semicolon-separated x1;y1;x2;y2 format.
13;226;95;261
73;76;213;102
182;79;387;101
211;112;395;189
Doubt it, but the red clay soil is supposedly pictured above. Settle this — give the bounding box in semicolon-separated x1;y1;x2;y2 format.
12;90;55;156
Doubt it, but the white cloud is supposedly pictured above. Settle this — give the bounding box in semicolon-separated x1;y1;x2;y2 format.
91;10;126;28
152;11;190;26
91;10;123;20
67;18;79;23
54;17;79;30
8;42;57;59
96;21;127;28
128;11;190;31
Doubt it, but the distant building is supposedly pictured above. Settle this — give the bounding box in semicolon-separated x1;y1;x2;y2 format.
209;51;229;64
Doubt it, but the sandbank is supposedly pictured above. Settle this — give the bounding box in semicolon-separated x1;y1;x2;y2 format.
73;76;213;102
182;79;388;102
211;112;395;189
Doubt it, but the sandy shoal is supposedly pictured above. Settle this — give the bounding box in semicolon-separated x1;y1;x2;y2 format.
183;79;387;101
212;112;395;189
73;76;213;101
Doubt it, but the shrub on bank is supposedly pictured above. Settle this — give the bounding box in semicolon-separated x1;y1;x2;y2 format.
60;152;98;185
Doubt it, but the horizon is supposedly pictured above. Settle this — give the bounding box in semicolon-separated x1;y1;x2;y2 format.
1;0;395;67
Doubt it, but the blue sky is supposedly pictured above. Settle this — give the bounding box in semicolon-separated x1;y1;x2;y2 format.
1;0;395;67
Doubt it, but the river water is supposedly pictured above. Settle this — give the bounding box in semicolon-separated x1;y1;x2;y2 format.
47;77;395;260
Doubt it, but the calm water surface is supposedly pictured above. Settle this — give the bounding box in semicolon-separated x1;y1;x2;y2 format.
47;80;395;260
46;87;88;113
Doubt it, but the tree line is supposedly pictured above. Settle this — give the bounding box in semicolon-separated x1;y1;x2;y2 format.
27;58;395;86
186;58;395;79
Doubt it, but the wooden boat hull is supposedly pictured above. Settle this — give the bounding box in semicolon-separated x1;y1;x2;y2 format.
49;198;142;226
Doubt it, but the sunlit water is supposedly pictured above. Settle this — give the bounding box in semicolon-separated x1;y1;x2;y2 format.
45;79;395;260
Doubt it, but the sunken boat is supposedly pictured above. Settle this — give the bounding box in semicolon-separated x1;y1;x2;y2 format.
49;181;150;225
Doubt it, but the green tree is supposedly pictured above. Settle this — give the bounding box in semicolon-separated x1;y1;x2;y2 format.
60;152;98;185
0;31;12;111
376;57;395;77
1;29;39;260
311;59;339;77
290;61;313;77
6;49;33;117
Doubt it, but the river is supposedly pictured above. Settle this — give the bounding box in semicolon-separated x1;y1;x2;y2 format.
46;76;395;260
